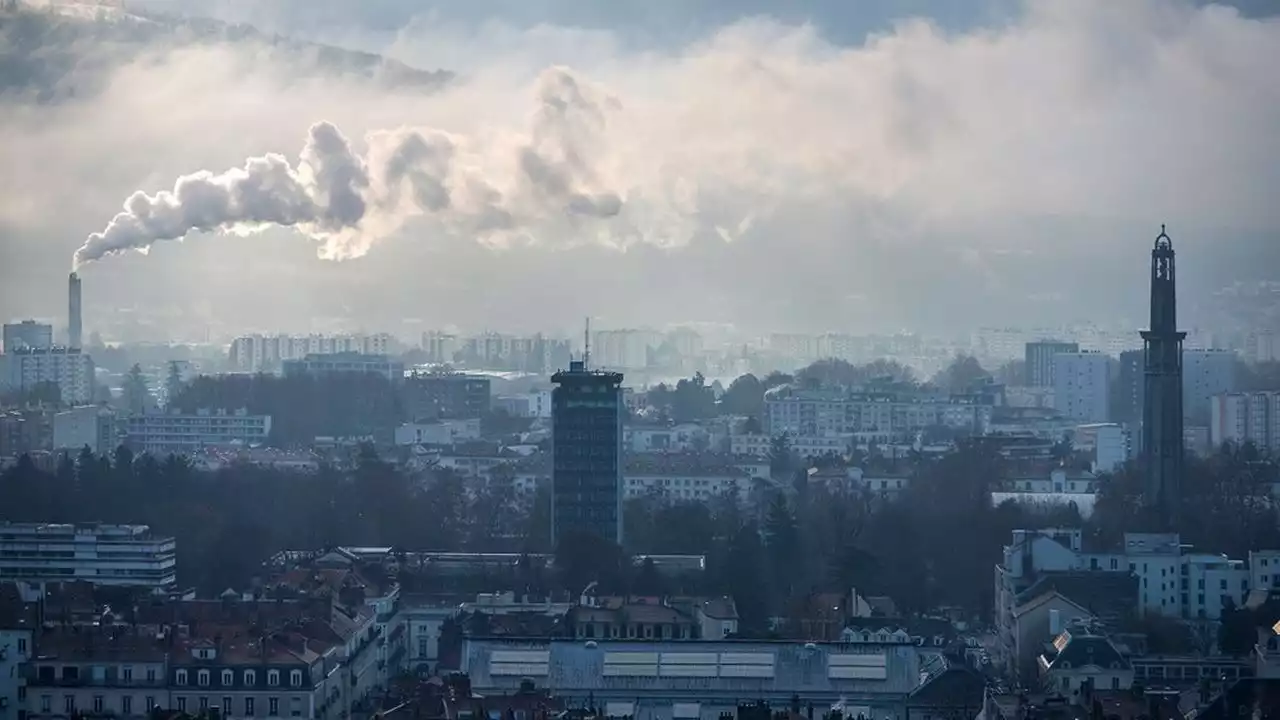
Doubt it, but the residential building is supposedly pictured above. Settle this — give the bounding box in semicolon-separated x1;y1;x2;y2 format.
228;333;397;373
124;409;271;457
0;522;176;590
402;373;491;421
457;333;571;373
1211;392;1280;455
0;408;54;458
421;331;462;365
1114;349;1145;426
1052;352;1110;423
765;386;993;441
1037;623;1134;694
0;585;37;720
282;352;405;382
492;390;552;419
459;638;923;718
53;405;117;454
551;360;624;545
591;329;658;370
904;666;987;720
1182;349;1238;425
3;320;53;352
1072;423;1130;474
1025;341;1080;388
3;347;95;404
392;419;482;447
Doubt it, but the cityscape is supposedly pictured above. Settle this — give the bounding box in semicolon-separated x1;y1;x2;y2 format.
3;2;1280;720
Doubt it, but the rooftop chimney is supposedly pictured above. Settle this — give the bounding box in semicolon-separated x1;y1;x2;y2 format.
68;273;82;349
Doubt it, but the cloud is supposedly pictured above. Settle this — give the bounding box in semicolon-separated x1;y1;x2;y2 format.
2;0;1279;332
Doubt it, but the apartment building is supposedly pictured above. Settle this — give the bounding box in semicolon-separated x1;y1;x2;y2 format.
0;522;176;590
282;353;405;382
2;347;95;405
125;409;271;457
1211;391;1280;455
52;405;117;454
1051;352;1110;423
764;385;992;440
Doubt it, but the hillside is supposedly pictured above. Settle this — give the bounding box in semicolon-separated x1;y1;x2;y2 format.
0;0;451;103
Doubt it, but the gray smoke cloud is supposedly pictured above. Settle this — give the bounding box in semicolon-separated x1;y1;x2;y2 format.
73;66;622;268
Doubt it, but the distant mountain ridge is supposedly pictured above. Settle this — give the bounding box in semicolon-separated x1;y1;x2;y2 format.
0;0;452;103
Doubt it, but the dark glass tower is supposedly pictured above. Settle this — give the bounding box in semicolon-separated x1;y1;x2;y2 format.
1140;225;1186;529
551;360;624;546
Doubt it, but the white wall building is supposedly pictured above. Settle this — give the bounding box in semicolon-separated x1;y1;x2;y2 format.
1072;423;1130;474
393;418;482;446
3;320;53;352
125;409;271;457
492;390;552;419
0;622;34;720
765;386;992;441
1052;352;1110;423
53;405;117;454
0;522;177;590
3;347;95;404
1183;349;1238;424
228;333;398;373
1211;391;1280;454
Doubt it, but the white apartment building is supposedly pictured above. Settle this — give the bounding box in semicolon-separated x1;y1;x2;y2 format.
3;320;53;352
493;390;552;419
1071;423;1130;474
53;405;117;454
765;386;992;441
591;330;658;370
0;614;34;720
1211;391;1280;454
1052;352;1110;423
125;409;271;457
1182;349;1238;423
0;522;177;590
228;333;397;373
2;347;95;404
393;418;482;446
282;353;405;382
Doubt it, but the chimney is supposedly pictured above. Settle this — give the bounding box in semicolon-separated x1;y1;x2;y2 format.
68;272;83;349
1049;609;1061;637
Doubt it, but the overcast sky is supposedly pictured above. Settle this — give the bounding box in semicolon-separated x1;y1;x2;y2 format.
2;0;1279;341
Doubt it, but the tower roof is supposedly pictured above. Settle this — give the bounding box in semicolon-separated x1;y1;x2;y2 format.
1154;224;1172;251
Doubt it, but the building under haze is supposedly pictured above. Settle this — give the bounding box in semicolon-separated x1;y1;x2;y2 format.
53;405;117;454
0;522;176;590
2;320;53;353
403;372;491;421
1024;340;1079;388
282;352;405;382
2;346;95;404
551;359;624;546
1210;391;1280;455
1052;351;1111;423
125;408;271;456
1181;348;1238;425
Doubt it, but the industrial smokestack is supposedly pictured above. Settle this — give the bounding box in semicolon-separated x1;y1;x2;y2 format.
68;272;82;349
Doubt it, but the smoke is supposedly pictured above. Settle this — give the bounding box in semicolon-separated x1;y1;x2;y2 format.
74;66;626;267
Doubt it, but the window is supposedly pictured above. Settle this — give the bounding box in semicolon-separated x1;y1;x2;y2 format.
291;697;303;717
176;669;188;686
198;670;210;687
122;696;133;715
94;695;104;713
223;698;233;716
269;698;280;716
246;697;256;717
245;670;257;686
146;697;156;711
417;638;429;657
40;695;50;713
1111;677;1121;690
290;670;303;687
17;638;26;655
146;668;156;682
200;697;209;711
222;670;234;686
268;670;280;687
65;695;76;714
177;698;187;713
123;666;133;682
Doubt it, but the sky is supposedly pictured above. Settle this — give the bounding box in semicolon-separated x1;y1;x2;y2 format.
1;0;1279;342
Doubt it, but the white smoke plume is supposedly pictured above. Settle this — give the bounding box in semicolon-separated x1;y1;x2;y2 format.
73;66;624;268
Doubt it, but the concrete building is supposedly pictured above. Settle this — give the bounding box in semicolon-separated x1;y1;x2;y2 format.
1025;341;1079;388
0;589;36;720
228;333;398;373
551;360;624;545
1114;349;1145;426
282;352;405;382
3;347;95;404
125;409;271;457
402;373;491;421
765;386;993;441
459;638;923;719
1182;349;1238;425
1072;423;1130;474
0;522;176;590
492;390;552;419
1052;352;1110;423
3;320;53;352
392;418;481;446
53;405;117;454
591;329;658;370
1211;392;1280;454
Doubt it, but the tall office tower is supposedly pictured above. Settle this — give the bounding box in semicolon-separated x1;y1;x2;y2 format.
551;359;624;546
2;320;53;352
1025;340;1080;388
1141;226;1186;530
68;272;83;349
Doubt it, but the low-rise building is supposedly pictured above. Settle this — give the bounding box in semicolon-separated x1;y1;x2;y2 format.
0;522;176;590
125;409;271;457
52;405;117;454
393;419;482;447
283;352;405;382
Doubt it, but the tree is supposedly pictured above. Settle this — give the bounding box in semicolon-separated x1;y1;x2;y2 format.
932;354;992;393
123;364;150;416
996;359;1027;386
763;494;800;603
165;361;185;408
769;433;796;478
554;530;625;594
671;373;716;422
720;374;765;418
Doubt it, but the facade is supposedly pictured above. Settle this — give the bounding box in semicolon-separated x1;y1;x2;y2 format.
1182;349;1238;425
591;330;659;370
282;353;404;382
53;405;117;454
1114;349;1145;426
1142;226;1186;529
3;320;53;353
3;347;95;404
1211;392;1280;454
1051;352;1110;423
228;333;397;373
124;409;271;457
0;594;36;720
551;360;624;545
459;639;923;719
764;386;993;440
1025;341;1079;388
1072;423;1130;474
392;418;481;446
402;373;491;421
0;522;176;589
492;390;552;419
67;273;82;350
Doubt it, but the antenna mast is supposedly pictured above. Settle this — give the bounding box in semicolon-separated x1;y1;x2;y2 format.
583;317;591;370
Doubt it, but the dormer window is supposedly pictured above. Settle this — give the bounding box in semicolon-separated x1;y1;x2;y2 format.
175;670;188;686
268;670;280;687
290;670;303;687
198;670;210;687
222;670;234;686
244;670;257;686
